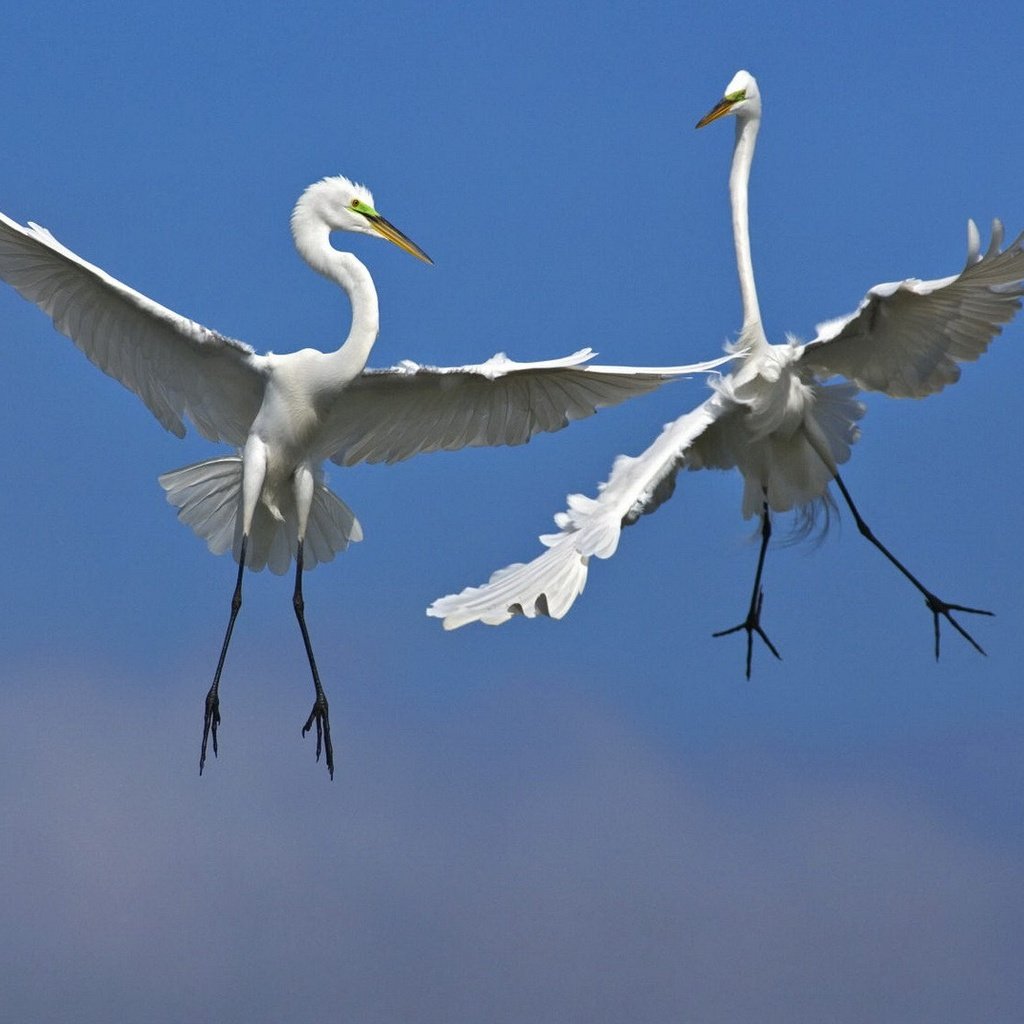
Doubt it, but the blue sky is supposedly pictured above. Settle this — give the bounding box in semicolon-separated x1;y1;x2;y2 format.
1;1;1022;1020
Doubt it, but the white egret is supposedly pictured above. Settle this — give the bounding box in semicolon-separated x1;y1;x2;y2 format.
0;174;733;776
429;71;1024;676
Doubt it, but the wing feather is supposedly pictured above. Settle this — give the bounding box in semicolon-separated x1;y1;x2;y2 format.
801;220;1024;397
426;395;724;629
322;349;734;466
0;211;264;443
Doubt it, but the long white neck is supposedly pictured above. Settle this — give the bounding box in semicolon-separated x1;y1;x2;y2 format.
291;207;380;376
729;112;765;344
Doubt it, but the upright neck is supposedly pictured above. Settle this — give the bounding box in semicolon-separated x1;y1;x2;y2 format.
292;213;380;375
729;113;764;340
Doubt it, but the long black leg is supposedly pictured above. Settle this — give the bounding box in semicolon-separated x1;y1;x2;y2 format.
713;499;782;678
200;534;248;774
832;473;992;659
294;541;334;779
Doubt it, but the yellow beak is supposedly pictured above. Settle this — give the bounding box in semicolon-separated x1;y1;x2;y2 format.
370;215;434;265
695;97;736;129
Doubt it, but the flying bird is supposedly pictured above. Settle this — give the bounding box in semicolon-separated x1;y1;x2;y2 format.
0;174;732;776
429;71;1024;675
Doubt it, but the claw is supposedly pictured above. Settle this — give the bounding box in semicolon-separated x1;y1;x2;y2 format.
924;594;993;659
199;688;221;775
302;693;334;780
715;500;780;678
832;473;993;662
713;586;782;679
294;539;335;780
199;536;246;776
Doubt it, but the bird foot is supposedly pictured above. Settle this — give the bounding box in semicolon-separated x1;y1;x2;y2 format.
712;588;782;679
199;688;221;775
923;593;993;659
302;693;335;780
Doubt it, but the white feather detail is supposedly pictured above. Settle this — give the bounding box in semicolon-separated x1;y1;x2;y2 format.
321;348;737;466
802;220;1024;397
158;458;362;575
426;399;723;628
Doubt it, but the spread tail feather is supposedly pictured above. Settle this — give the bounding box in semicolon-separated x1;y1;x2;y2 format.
158;456;362;575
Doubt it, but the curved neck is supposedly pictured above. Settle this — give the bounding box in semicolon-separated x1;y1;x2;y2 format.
292;214;380;374
730;113;764;340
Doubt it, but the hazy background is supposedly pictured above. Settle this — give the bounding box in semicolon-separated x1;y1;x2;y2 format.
1;1;1021;1020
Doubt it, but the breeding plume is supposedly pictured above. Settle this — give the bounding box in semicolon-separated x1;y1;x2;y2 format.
0;175;731;775
430;71;1024;674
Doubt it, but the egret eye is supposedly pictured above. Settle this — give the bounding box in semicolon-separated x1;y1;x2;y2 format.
350;198;360;209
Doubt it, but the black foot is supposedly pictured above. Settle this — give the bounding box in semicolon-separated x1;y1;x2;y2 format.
712;588;782;679
924;593;993;660
200;688;221;775
302;693;334;780
831;472;993;661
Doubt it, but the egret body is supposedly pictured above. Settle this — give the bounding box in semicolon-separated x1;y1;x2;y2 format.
430;73;1024;674
0;175;731;773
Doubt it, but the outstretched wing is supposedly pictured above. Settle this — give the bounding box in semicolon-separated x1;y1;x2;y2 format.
321;348;733;466
801;220;1024;398
427;395;725;629
0;211;264;444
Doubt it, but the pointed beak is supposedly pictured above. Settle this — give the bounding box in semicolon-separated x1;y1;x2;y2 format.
369;214;434;265
696;97;736;129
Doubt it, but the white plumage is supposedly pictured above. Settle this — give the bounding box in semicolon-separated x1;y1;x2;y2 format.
429;72;1024;672
0;174;730;776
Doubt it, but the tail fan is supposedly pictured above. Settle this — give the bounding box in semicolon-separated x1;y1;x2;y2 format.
158;457;362;575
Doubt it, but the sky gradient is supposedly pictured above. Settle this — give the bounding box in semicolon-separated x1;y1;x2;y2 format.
2;1;1022;1020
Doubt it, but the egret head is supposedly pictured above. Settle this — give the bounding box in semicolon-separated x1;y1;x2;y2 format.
696;70;761;129
293;175;433;264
